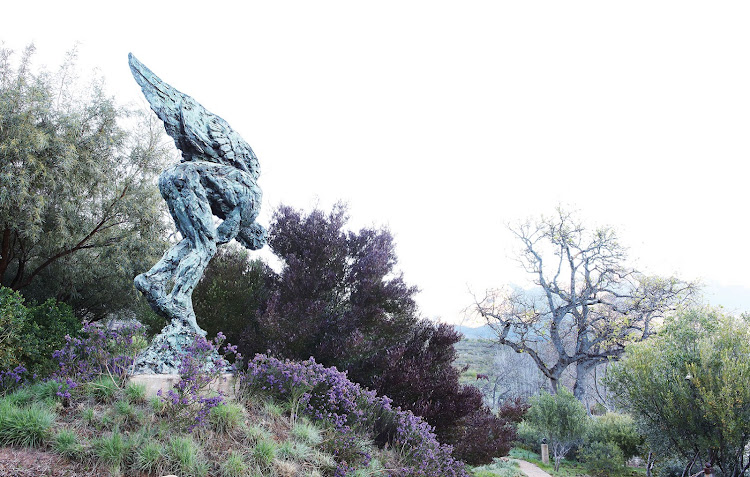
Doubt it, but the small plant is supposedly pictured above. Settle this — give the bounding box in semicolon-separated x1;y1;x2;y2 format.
246;422;273;443
471;458;525;477
252;437;278;469
166;435;208;477
133;440;164;475
53;428;83;459
221;450;249;477
209;401;244;433
578;440;625;477
124;382;147;404
291;420;323;446
113;399;139;426
93;429;130;471
0;401;55;447
89;375;119;403
159;333;239;432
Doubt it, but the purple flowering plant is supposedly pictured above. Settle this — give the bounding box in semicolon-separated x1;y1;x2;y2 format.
158;332;241;432
239;354;468;477
50;322;147;402
0;365;29;394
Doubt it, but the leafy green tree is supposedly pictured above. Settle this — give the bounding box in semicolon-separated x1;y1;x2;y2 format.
0;44;171;320
524;387;589;471
607;308;750;477
192;244;274;346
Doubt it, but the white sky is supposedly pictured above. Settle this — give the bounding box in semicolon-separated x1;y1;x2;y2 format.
3;1;749;322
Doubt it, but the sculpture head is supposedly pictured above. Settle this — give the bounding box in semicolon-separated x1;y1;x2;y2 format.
236;222;268;250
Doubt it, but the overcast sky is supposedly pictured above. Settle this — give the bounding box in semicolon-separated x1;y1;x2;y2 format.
3;1;749;322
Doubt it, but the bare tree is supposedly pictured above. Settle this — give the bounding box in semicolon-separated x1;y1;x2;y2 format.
473;208;697;399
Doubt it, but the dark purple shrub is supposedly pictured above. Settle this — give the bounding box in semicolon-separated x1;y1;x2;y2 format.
239;354;469;477
246;204;507;464
497;396;530;425
450;408;517;465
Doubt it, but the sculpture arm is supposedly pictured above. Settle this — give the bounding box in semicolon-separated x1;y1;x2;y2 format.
216;208;241;245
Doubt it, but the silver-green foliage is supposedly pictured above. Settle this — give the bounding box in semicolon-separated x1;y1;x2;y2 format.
0;44;172;320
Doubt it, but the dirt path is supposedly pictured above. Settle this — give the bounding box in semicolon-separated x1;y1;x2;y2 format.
516;459;552;477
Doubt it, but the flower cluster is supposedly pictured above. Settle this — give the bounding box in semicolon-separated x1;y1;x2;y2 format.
159;332;240;432
239;354;468;477
49;322;146;402
52;322;146;384
0;365;29;394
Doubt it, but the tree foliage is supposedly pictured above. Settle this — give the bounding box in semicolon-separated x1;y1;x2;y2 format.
525;387;589;471
0;286;82;382
0;44;172;320
607;308;750;477
473;208;697;398
192;244;273;346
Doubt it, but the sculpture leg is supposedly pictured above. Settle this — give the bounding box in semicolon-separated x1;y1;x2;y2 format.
157;164;218;333
134;239;190;317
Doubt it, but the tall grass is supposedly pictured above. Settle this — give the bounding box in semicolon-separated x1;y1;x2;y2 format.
0;400;55;447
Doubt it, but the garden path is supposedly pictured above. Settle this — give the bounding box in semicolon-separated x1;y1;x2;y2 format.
516;459;552;477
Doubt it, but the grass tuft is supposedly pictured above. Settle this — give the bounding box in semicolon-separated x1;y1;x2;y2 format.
252;437;278;469
209;401;244;433
53;428;84;459
291;420;323;446
88;375;119;403
0;401;55;447
166;435;208;477
132;440;164;475
93;429;130;468
124;382;147;404
221;450;249;477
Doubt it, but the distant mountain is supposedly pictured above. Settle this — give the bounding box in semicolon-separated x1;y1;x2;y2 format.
454;324;495;340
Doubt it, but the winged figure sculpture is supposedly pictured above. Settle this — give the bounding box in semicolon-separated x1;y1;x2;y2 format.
129;53;266;338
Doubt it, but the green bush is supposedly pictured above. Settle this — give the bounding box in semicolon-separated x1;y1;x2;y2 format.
524;388;589;471
578;440;625;477
586;412;643;460
0;288;82;384
21;298;81;378
0;287;26;372
515;420;543;450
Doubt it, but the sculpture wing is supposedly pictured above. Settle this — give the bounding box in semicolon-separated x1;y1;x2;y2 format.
128;53;259;179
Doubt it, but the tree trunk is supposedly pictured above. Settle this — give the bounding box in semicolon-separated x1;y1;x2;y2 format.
573;361;592;401
549;376;559;394
0;227;11;284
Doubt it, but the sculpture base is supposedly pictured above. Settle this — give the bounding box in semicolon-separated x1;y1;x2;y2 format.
128;373;236;398
131;320;226;375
